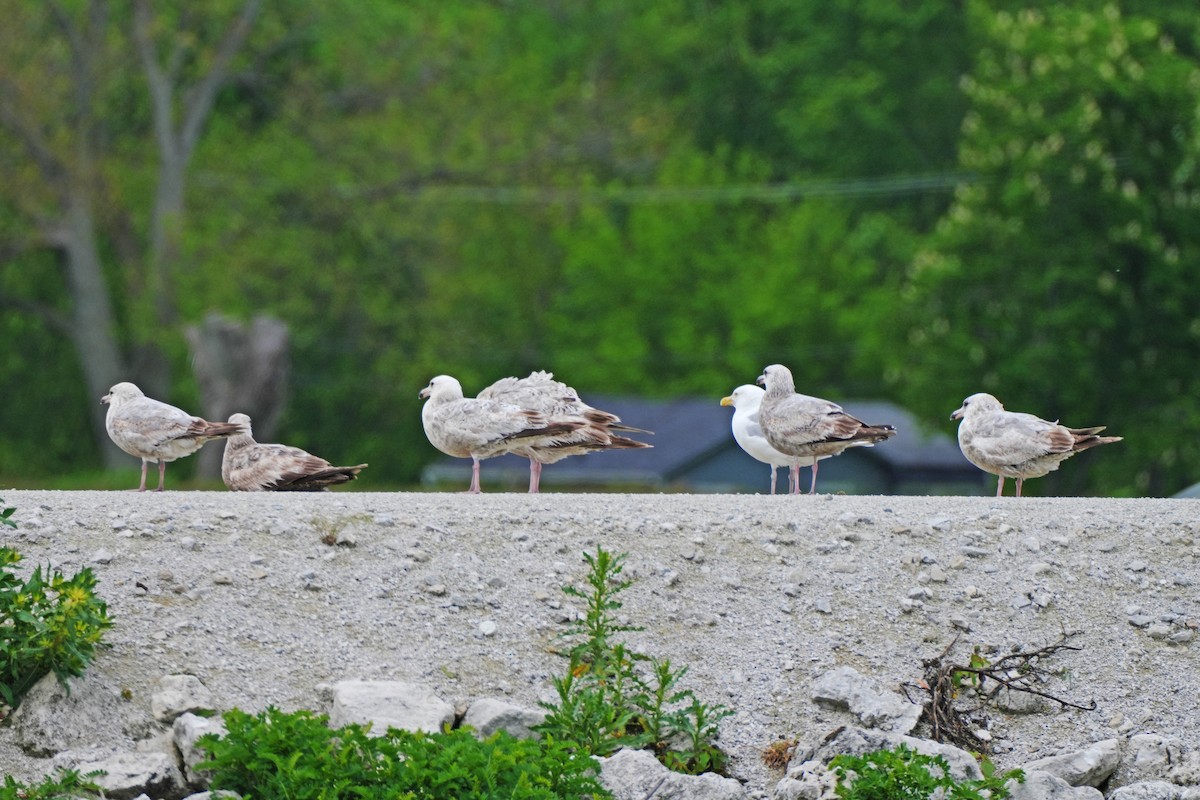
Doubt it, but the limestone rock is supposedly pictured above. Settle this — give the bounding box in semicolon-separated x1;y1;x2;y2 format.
461;697;545;740
152;674;216;724
174;712;228;786
771;759;839;800
77;750;186;800
599;747;747;800
1006;769;1104;800
797;725;982;783
810;666;923;734
1021;739;1121;788
1110;733;1185;787
329;680;454;735
1108;781;1185;800
11;671;147;758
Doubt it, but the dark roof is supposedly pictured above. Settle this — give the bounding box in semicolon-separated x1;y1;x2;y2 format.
421;394;976;489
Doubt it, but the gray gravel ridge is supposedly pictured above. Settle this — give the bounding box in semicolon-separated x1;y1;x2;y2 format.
0;490;1197;794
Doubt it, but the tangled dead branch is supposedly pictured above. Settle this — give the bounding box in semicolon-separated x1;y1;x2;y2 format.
904;631;1098;754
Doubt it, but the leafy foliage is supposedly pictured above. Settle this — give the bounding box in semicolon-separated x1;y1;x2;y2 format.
902;4;1200;495
0;499;14;529
536;547;733;775
0;769;102;800
1;2;1197;494
197;705;611;799
0;548;113;709
830;744;1023;800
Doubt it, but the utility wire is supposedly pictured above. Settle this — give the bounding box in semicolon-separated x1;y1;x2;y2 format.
328;172;977;205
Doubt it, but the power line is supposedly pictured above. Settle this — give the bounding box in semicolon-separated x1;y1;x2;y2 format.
332;172;977;205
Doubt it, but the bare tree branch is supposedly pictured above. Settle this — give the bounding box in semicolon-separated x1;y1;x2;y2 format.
179;0;262;160
0;293;74;339
132;0;176;160
904;633;1097;754
0;82;66;186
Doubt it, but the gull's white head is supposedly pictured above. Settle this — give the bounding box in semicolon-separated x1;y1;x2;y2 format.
102;382;144;406
721;384;765;410
951;392;1004;421
418;375;465;402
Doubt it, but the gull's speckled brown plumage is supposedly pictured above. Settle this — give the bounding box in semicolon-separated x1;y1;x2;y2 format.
951;392;1122;497
478;371;651;492
221;413;366;491
103;381;245;491
756;364;896;494
418;375;585;493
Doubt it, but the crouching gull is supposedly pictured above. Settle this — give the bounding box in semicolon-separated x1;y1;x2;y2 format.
102;381;246;492
951;392;1122;497
221;413;367;491
478;371;652;493
756;364;896;494
418;374;587;493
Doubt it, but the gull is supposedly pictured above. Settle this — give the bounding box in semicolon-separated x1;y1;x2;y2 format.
951;393;1122;497
418;375;586;493
478;371;651;493
756;364;896;494
102;382;245;492
721;384;818;494
221;413;367;491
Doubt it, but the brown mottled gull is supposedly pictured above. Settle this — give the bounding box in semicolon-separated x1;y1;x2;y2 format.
221;413;367;491
951;393;1122;497
102;381;245;492
418;374;586;493
756;364;896;494
478;371;652;493
721;384;820;495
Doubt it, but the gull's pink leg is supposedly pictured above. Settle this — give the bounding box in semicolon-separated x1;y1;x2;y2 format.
467;457;482;494
995;476;1005;497
808;461;819;495
1015;477;1024;498
528;460;542;494
154;460;167;492
769;466;777;495
130;459;150;492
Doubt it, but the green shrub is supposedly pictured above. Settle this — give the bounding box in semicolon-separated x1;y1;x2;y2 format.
0;547;113;708
536;547;733;775
0;498;14;529
0;769;102;799
830;744;1024;800
197;705;612;799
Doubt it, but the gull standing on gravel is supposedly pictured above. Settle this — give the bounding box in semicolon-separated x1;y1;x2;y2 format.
951;393;1122;497
419;375;586;493
721;384;819;495
478;371;652;493
103;382;246;492
756;364;896;494
221;413;367;491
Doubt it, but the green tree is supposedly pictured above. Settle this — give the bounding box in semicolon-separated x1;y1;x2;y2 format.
902;4;1200;495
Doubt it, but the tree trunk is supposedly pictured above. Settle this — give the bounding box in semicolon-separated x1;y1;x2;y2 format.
60;192;129;469
186;313;290;480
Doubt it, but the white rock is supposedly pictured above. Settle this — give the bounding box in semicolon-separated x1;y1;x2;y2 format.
1006;769;1104;800
1021;739;1120;788
173;712;227;786
77;751;186;800
329;680;454;735
461;697;545;740
1108;781;1184;800
811;666;922;734
151;674;215;723
599;747;746;799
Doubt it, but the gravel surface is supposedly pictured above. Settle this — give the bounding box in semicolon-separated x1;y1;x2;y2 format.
0;490;1197;793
